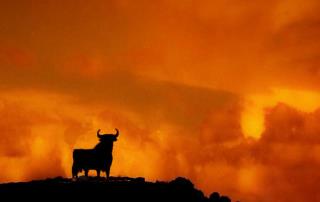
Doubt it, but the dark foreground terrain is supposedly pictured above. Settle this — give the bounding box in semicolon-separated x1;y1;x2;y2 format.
0;176;233;202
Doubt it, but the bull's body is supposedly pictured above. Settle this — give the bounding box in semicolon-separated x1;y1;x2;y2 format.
72;129;119;179
72;149;112;177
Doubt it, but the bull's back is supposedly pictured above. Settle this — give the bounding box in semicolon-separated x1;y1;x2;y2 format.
73;149;95;161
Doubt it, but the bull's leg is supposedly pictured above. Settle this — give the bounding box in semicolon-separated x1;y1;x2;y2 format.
106;166;110;180
84;169;89;177
106;158;113;180
72;164;78;178
97;169;101;177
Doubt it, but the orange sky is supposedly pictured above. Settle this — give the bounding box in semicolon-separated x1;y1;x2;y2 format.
1;1;320;201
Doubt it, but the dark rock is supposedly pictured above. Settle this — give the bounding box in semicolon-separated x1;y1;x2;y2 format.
209;192;220;202
220;196;231;202
0;176;232;202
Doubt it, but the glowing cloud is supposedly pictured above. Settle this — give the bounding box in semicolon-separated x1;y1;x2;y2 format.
241;88;320;139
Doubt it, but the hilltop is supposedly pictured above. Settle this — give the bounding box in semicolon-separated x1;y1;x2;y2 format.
0;176;232;202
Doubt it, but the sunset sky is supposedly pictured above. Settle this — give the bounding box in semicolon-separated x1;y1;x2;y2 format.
1;0;320;201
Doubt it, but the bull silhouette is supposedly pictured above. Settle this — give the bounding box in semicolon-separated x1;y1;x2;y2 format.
72;128;119;179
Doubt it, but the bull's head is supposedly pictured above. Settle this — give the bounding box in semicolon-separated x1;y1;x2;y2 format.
97;128;119;142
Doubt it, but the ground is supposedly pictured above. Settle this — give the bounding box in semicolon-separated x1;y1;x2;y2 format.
0;176;232;201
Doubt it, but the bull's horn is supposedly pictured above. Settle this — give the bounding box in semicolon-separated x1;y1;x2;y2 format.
115;128;119;137
97;129;102;138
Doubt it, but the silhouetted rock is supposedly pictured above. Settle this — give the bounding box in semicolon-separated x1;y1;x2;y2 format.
209;192;220;202
220;196;232;202
170;177;194;189
0;176;233;202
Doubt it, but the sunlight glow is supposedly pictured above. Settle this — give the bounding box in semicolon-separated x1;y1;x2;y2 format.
241;88;320;139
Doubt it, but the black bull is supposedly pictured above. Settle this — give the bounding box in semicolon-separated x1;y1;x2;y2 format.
72;128;119;178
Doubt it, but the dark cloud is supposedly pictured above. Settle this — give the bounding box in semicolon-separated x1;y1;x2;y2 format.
261;103;320;143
